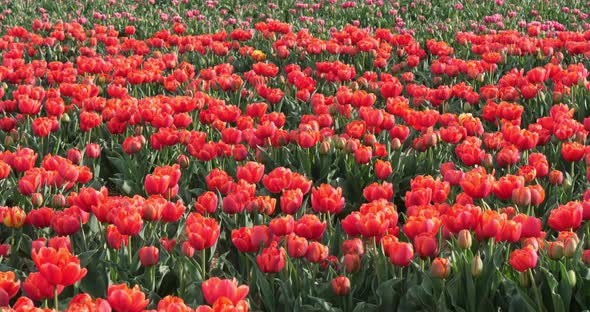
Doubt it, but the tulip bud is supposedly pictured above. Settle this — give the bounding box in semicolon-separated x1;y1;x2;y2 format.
431;257;451;279
457;229;472;249
364;134;377;146
511;187;531;207
62;113;71;123
181;241;195;258
563;174;573;190
547;241;564;260
471;255;483;278
177;154;189;168
564;237;578;258
548;170;564;185
331;276;350;296
52;194;66;207
319;141;331;155
31;193;44;207
582;250;590;266
391;138;402;150
567;269;577;288
3;136;13;147
483;153;494;168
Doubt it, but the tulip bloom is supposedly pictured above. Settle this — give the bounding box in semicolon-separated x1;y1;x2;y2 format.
311;184;345;215
548;201;583;231
23;272;64;302
138;246;159;267
201;277;249;306
509;246;538;272
431;257;451;279
332;276;351;296
256;242;286;273
32;247;87;287
388;242;414;266
0;271;20;304
185;213;221;251
460;167;494;199
107;284;149;312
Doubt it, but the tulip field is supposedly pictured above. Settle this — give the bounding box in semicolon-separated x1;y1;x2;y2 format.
2;0;590;311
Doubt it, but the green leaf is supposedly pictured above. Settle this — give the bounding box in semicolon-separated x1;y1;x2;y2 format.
541;266;565;312
78;249;99;268
79;256;108;298
376;278;402;309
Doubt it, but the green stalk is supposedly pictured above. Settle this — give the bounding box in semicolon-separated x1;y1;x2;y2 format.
201;249;207;280
54;286;59;311
529;269;544;312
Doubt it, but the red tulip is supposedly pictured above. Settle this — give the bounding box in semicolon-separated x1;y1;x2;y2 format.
388;242;414;267
311;184;345;215
305;241;329;263
414;233;438;259
107;284;149;312
431;257;451;279
331;276;351;296
256;242;286;273
548;201;583;231
375;159;393;179
138;246;159;267
460;167;494;199
509;246;538;272
280;188;303;214
195;191;219;215
201;277;249;306
0;271;20;304
185;213;220;251
269;215;294;236
23;272;64;302
32;247;87;286
286;234;308;258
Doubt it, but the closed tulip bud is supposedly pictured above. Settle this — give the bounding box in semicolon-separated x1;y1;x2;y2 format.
62;113;71;123
177;154;189;168
431;257;451;279
471;255;483;278
512;187;531;207
547;241;564;260
458;229;472;249
181;242;195;258
549;170;563;185
331;276;350;296
582;250;590;266
483;153;494;168
564;238;578;258
567;270;576;287
31;193;44;207
319;141;331;155
391;138;402;150
3;136;13;146
563;175;573;190
85;143;101;159
52;194;66;207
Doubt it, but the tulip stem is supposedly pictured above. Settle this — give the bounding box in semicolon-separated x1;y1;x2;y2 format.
151;265;156;293
54;285;59;311
373;237;381;285
529;269;544;312
128;236;133;267
201;249;207;280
